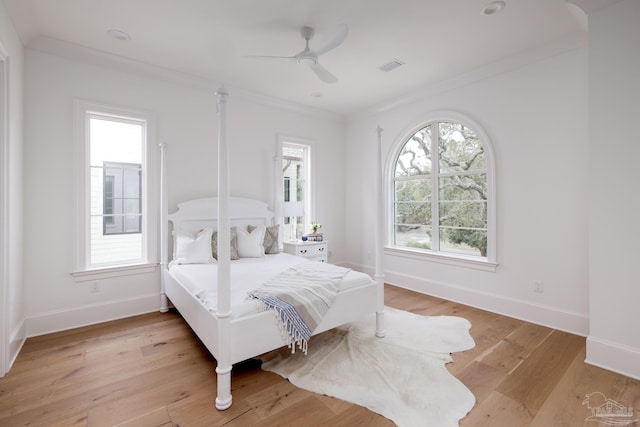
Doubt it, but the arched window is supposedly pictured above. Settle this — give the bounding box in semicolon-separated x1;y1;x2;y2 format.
391;114;495;265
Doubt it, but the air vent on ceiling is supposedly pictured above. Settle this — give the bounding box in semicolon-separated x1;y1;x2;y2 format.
379;59;405;73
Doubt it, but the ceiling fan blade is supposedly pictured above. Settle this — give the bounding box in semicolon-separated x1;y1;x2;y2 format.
310;63;338;83
244;55;296;62
313;24;348;56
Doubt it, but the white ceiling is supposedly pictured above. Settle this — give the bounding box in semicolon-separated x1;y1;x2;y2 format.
3;0;586;116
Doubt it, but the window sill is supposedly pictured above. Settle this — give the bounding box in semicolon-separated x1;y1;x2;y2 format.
384;247;497;272
71;262;158;282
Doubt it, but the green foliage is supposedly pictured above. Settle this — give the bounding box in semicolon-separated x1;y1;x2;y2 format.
445;228;487;256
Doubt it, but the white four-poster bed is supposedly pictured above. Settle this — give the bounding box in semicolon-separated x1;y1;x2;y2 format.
158;88;386;410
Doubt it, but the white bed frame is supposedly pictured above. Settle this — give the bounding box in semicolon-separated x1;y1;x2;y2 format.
158;88;386;410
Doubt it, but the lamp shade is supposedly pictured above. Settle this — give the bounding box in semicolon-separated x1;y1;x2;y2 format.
283;201;304;217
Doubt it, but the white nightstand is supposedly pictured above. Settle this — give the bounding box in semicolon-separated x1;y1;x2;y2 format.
283;240;328;263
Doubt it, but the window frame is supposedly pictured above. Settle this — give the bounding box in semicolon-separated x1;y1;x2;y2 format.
386;111;497;271
73;100;158;280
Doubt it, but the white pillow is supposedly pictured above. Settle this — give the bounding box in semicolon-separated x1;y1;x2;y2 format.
173;228;216;265
236;225;266;258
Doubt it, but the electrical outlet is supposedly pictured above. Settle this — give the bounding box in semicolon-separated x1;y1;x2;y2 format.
90;281;100;293
533;280;544;293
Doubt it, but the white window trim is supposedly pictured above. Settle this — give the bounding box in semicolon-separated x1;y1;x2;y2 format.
73;99;159;280
70;262;158;282
385;110;497;271
385;247;498;272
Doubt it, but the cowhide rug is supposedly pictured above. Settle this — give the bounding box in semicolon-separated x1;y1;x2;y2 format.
258;306;475;426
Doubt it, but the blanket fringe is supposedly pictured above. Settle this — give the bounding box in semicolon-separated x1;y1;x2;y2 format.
255;300;309;354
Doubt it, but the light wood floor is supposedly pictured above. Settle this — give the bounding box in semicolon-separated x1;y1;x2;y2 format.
1;285;639;426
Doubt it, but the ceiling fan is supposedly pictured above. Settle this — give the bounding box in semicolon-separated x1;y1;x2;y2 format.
246;24;348;83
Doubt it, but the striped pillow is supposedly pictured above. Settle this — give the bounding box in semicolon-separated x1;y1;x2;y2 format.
248;224;280;254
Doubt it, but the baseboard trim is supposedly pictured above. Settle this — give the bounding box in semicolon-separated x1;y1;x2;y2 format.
585;336;640;381
9;320;26;370
26;294;161;337
347;262;589;337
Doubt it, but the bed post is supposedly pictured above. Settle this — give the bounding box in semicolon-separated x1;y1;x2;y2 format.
214;87;233;410
159;143;170;313
375;126;386;338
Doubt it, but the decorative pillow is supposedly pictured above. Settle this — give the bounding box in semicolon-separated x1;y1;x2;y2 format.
236;225;266;258
211;227;239;260
173;228;215;265
248;224;280;254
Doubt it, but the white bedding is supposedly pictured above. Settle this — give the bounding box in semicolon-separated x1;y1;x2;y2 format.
168;252;373;319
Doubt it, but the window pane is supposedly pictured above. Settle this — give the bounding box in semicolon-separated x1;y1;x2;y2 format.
124;215;142;233
296;177;304;202
395;179;431;202
90;118;142;165
438;122;485;173
439;200;487;228
102;162;141;235
438;173;487;256
123;167;140;198
89;115;144;264
90;166;104;215
439;174;487;206
90;216;142;264
395;201;431;226
284;177;291;202
112;199;123;216
395;225;431;250
283;159;303;202
283;145;304;159
439;228;487;257
395;126;431;177
124;199;140;215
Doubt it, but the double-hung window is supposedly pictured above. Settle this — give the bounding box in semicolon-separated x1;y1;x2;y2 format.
74;100;157;275
391;116;496;267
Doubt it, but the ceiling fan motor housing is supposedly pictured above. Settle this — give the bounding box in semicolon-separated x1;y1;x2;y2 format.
297;27;318;65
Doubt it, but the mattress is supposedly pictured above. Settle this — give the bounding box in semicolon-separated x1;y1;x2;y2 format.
168;252;373;319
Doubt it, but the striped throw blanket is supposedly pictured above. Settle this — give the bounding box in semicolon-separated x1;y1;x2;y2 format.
248;261;350;354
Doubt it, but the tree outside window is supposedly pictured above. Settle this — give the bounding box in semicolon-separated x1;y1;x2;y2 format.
394;121;489;258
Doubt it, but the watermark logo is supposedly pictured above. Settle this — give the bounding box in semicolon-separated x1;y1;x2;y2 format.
582;392;638;426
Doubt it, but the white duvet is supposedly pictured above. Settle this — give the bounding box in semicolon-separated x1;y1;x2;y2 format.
168;252;373;319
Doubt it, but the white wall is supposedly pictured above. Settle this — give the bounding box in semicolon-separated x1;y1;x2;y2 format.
345;45;590;335
583;0;640;380
11;0;640;383
23;44;346;336
0;0;25;376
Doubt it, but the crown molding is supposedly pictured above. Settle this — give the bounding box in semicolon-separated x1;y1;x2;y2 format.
27;36;344;124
